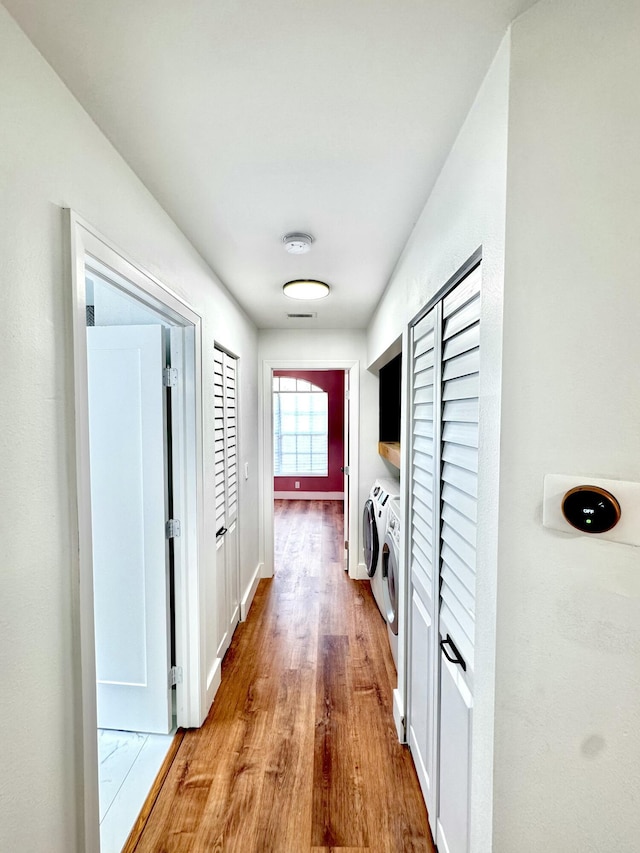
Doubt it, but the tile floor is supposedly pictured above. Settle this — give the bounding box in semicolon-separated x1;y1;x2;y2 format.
98;729;175;853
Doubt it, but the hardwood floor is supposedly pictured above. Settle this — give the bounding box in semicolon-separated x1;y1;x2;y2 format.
134;500;434;852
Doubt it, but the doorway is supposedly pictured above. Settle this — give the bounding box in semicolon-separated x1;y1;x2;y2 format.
261;360;359;580
85;275;179;851
69;213;204;853
272;368;347;579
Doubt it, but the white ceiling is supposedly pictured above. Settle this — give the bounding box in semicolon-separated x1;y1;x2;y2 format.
5;0;538;329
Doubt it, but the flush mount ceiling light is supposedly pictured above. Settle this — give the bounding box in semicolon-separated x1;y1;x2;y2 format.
282;232;313;254
283;279;330;300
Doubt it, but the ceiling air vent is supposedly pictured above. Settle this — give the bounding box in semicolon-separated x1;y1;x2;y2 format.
286;312;317;319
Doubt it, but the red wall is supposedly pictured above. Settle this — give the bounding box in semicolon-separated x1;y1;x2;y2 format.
274;369;345;493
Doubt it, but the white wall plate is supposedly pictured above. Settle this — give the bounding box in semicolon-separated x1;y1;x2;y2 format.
542;474;640;546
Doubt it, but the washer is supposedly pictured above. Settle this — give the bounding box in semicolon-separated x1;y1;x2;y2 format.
363;478;400;617
382;497;401;667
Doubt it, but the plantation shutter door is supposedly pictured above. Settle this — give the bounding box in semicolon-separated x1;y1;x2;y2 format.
411;306;438;615
222;351;240;643
408;303;441;834
439;266;481;675
213;349;226;534
224;352;238;526
214;346;240;658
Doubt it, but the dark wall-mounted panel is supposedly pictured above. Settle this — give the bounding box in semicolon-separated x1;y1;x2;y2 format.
379;353;402;443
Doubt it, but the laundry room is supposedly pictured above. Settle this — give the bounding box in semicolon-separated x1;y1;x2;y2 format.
365;343;404;722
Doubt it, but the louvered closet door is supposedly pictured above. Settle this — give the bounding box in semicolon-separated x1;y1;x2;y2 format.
407;260;481;853
213;347;240;659
223;352;240;641
439;267;480;675
407;304;440;837
213;352;226;535
436;264;480;853
224;355;238;528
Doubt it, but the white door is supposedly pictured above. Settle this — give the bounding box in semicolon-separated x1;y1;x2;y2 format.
213;347;240;658
87;324;172;734
223;352;239;635
436;267;480;853
407;304;440;835
407;262;481;849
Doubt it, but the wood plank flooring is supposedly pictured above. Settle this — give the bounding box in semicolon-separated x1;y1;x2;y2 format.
134;500;434;852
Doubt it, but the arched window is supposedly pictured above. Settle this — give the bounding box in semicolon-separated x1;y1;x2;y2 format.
273;376;328;476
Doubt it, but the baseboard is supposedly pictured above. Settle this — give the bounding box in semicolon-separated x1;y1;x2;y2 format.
205;656;222;712
241;562;262;621
436;819;452;853
393;687;406;743
353;561;370;580
274;491;345;500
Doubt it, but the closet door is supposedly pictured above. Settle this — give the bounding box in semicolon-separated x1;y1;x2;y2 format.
213;347;240;659
214;352;226;540
436;265;480;853
223;353;240;634
407;259;481;853
407;304;441;837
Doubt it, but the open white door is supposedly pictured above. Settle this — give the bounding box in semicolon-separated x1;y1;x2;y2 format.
87;324;172;734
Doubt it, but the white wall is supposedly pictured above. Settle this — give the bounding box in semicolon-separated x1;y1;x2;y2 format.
494;1;640;850
366;37;511;852
0;8;258;852
258;329;390;574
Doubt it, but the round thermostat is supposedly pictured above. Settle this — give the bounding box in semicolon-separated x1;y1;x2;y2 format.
561;485;621;534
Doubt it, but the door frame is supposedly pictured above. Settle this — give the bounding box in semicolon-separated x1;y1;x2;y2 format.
260;359;359;578
67;211;205;852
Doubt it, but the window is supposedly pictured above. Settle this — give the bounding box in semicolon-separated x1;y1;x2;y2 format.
273;377;328;476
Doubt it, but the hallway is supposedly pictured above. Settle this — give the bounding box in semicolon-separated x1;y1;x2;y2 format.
133;500;433;852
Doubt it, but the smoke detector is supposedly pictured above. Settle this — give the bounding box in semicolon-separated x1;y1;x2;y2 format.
282;232;313;254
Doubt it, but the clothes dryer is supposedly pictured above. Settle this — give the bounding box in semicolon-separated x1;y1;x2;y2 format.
382;496;402;667
363;478;400;617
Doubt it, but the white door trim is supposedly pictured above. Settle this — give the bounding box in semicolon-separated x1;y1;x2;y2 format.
67;211;205;853
260;359;360;579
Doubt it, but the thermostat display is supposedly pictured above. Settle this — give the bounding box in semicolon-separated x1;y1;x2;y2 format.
561;486;621;534
543;475;640;545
